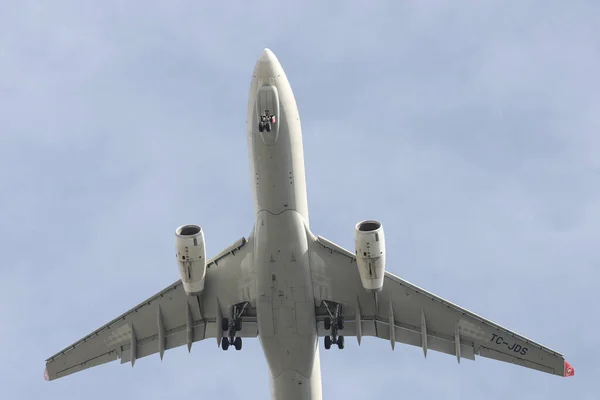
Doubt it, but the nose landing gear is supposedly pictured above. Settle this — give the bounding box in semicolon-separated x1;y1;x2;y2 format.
221;302;248;351
322;301;345;350
258;110;276;133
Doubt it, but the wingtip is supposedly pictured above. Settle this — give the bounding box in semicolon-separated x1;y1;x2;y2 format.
43;367;49;381
564;361;575;377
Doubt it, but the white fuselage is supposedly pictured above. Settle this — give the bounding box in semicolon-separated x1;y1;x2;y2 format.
246;49;322;400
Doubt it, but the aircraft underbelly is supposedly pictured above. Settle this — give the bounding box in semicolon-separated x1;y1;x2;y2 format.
254;210;317;381
247;67;309;224
248;50;320;399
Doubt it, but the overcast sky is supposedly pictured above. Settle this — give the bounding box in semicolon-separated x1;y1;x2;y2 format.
1;1;598;399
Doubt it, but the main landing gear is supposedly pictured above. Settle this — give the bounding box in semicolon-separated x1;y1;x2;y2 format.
221;302;248;351
322;301;345;350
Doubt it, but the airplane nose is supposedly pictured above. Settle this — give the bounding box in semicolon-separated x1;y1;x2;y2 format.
259;48;276;63
254;48;282;79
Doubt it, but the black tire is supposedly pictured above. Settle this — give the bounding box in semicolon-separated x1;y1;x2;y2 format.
222;337;229;351
337;336;345;349
234;336;242;351
221;318;229;332
337;316;344;330
324;317;331;331
324;335;331;350
266;123;271;132
235;319;242;332
259;122;264;132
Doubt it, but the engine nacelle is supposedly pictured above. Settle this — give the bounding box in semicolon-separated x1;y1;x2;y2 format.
354;220;386;292
175;224;207;296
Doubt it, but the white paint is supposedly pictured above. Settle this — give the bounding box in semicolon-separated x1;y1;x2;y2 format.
247;48;320;400
354;220;387;292
175;224;207;296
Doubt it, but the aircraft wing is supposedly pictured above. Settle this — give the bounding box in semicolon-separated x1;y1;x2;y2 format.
44;236;256;381
309;235;574;378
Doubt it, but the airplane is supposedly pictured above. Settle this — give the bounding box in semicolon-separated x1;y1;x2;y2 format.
44;48;574;399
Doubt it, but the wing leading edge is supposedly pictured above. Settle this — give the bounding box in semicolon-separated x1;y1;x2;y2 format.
45;236;257;381
309;235;574;378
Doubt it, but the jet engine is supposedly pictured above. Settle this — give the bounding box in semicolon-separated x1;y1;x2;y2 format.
175;224;207;296
354;220;386;292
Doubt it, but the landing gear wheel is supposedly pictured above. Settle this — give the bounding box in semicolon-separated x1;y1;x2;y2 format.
235;319;242;332
222;337;229;351
337;316;344;330
258;122;264;132
234;336;242;351
337;336;345;349
324;335;332;350
221;318;229;332
266;123;271;132
324;317;331;331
